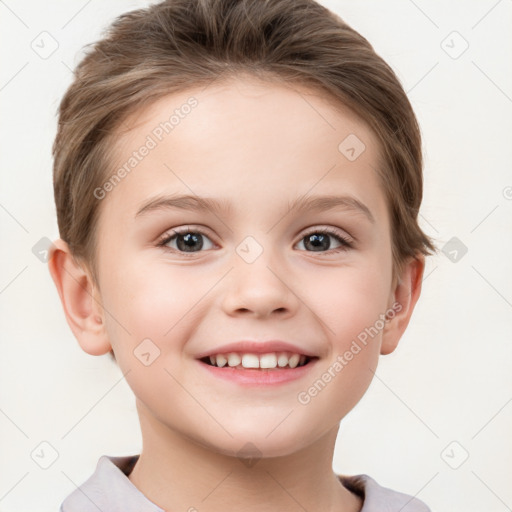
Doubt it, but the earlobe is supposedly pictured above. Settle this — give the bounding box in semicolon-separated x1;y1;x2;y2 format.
48;239;112;356
380;255;425;355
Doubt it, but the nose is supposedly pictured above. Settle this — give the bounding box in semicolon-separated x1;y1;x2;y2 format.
220;249;299;319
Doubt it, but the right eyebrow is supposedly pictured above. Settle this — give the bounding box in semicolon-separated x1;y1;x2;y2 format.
135;194;232;218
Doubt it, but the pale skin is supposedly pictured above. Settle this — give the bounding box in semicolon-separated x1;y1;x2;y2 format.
49;75;424;512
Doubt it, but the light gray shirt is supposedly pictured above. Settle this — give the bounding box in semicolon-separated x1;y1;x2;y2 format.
60;455;431;511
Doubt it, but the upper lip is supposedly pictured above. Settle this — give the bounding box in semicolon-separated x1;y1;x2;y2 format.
195;340;319;359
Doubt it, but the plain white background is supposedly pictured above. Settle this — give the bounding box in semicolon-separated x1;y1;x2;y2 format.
1;1;511;511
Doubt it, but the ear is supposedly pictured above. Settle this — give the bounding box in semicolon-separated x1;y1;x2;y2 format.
48;238;112;356
380;254;425;355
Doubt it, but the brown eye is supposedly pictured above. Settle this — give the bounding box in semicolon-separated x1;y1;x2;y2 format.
158;229;215;253
296;229;352;252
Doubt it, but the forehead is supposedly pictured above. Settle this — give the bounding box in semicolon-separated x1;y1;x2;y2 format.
116;75;380;158
99;76;386;227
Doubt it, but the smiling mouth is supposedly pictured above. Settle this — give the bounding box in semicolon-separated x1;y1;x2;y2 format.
199;352;318;370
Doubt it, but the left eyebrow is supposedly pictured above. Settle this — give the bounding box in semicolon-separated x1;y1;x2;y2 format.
134;193;375;224
286;194;375;224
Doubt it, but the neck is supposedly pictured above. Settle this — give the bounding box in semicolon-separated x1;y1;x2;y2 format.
128;400;362;512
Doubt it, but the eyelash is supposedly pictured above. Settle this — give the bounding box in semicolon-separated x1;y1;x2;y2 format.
301;227;353;252
156;226;354;256
156;227;213;257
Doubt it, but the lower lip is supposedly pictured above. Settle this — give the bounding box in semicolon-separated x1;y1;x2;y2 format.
196;359;319;386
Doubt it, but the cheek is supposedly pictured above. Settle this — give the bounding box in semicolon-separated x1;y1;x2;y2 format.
100;258;202;353
305;262;391;345
296;266;389;419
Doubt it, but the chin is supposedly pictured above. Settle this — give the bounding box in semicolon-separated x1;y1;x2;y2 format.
196;423;312;461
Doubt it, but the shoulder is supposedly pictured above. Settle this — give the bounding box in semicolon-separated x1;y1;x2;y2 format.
338;473;431;512
60;455;163;512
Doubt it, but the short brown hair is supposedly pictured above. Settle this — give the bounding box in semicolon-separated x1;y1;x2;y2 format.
52;0;436;286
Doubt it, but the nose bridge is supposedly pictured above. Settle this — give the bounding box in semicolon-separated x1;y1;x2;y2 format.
221;235;297;317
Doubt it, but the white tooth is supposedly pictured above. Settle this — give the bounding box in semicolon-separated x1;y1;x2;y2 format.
209;355;216;365
227;353;241;367
277;352;289;367
299;355;306;366
216;354;227;367
259;353;277;369
241;353;259;368
288;354;300;368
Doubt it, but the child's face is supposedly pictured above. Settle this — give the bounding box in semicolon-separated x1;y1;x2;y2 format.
87;77;418;457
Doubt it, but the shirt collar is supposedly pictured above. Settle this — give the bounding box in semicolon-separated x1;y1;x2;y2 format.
61;454;429;512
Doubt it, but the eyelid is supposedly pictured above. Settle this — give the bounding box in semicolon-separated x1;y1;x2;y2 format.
158;226;197;239
297;226;355;251
156;226;217;252
300;226;354;243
